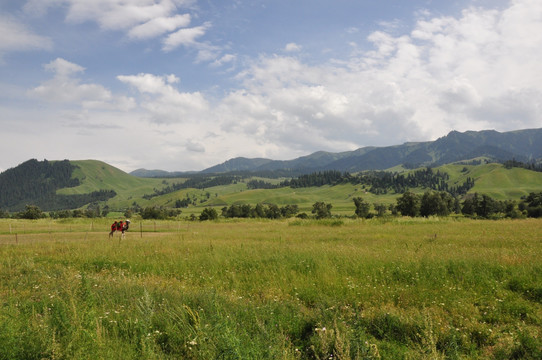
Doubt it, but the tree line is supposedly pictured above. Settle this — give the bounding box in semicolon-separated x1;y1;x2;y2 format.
502;159;542;172
4;191;542;220
249;168;475;197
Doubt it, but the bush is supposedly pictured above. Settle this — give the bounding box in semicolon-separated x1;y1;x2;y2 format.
312;202;332;219
16;205;46;219
199;208;218;221
140;206;181;219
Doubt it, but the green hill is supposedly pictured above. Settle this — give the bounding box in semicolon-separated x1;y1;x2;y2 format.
59;160;184;209
59;160;167;195
1;159;541;215
466;163;542;199
146;163;542;217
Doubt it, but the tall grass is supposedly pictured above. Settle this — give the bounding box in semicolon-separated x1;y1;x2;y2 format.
0;218;541;359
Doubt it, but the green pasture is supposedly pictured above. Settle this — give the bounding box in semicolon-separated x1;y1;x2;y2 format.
1;218;541;359
53;160;542;217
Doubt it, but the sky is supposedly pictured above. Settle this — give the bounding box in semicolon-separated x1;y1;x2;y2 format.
1;0;541;173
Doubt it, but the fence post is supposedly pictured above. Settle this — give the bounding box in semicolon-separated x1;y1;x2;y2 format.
140;222;143;238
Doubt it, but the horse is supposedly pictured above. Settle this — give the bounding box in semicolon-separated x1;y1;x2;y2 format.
109;220;130;238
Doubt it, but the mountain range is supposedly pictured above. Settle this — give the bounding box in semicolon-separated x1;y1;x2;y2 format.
131;128;542;177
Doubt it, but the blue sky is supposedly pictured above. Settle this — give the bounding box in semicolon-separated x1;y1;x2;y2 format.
0;0;539;172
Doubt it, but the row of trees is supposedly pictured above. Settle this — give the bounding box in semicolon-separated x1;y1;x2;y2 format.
221;203;300;219
503;159;542;172
4;191;542;221
251;168;475;197
371;191;541;219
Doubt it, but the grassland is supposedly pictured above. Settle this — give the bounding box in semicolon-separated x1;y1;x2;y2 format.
52;161;542;219
1;218;541;359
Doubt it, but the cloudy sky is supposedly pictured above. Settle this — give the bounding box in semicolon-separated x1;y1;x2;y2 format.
1;0;541;173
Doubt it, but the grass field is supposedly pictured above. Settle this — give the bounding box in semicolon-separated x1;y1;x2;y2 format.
47;160;542;218
1;218;541;359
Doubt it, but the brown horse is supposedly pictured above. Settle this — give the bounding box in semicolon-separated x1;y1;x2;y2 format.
109;220;130;238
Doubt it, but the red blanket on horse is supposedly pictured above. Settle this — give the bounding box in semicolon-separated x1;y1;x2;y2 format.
109;220;130;238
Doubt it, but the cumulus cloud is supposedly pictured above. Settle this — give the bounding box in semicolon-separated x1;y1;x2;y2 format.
162;22;210;52
30;58;135;110
108;0;542;165
24;0;186;30
222;0;542;151
23;0;219;61
0;15;52;57
117;73;209;123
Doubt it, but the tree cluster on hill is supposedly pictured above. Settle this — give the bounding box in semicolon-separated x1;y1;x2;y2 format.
39;190;117;211
0;159;83;210
281;171;346;188
246;179;280;189
355;168;474;196
0;159;117;211
503;159;542;172
276;168;474;197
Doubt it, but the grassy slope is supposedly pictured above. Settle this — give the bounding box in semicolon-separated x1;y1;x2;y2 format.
468;164;542;199
52;160;542;214
57;160;184;209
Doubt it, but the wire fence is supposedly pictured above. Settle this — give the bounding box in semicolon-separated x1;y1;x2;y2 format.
0;219;193;236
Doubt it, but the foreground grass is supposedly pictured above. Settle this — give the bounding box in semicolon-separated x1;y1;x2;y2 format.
0;218;541;359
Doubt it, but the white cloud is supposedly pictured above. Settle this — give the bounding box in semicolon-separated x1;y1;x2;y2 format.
111;0;542;166
128;14;191;39
162;22;210;52
210;0;542;154
0;15;53;57
284;42;301;52
211;53;236;68
23;0;219;60
30;58;135;110
117;73;209;123
25;0;182;30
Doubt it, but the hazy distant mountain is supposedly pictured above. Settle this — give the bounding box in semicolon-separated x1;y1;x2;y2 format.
201;128;542;174
130;128;542;176
201;157;274;173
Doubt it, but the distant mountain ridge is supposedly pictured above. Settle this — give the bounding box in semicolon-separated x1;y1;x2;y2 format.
132;128;542;176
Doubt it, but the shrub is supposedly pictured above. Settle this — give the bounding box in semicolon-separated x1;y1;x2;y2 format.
199;208;218;221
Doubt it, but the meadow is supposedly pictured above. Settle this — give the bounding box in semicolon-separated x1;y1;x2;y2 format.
0;218;541;359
